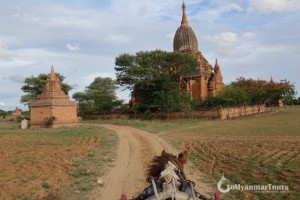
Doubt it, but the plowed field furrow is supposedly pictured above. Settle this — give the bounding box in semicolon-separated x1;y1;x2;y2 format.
263;150;287;163
281;151;300;166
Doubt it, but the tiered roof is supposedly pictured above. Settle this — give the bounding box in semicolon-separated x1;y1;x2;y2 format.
30;66;76;107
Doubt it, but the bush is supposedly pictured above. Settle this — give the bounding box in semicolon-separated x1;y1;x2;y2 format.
44;116;57;128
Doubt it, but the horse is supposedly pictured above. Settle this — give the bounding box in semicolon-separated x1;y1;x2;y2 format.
133;150;213;200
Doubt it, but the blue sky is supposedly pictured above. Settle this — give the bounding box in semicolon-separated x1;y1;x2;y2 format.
0;0;299;111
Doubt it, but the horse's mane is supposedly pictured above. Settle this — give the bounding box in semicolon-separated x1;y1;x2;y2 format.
147;150;188;178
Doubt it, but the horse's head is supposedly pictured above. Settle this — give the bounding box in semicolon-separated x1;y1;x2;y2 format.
147;150;188;179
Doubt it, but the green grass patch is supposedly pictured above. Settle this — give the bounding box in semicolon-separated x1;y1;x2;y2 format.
86;106;300;137
42;182;51;189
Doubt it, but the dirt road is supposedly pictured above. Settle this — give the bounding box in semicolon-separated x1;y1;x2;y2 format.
96;124;211;199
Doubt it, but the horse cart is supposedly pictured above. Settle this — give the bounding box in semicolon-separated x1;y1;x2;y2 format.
120;150;221;200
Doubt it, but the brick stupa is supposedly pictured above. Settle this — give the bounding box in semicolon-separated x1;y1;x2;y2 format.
29;66;77;128
11;107;22;116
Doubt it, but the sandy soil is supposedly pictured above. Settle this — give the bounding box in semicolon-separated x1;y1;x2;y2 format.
96;124;211;200
0;134;100;200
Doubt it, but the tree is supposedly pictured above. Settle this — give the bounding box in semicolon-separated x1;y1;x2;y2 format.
115;50;198;112
231;77;296;106
292;97;300;105
115;50;197;89
201;77;296;108
231;77;268;105
21;73;73;105
72;77;120;115
277;79;297;105
221;85;250;106
0;109;7;118
202;85;250;108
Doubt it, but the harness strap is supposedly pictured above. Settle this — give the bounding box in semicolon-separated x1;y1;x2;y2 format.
150;178;160;200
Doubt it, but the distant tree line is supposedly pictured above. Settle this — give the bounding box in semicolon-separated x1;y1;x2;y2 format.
292;97;300;105
19;49;298;116
0;110;7;118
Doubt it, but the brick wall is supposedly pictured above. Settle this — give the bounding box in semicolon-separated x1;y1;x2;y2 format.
83;105;265;120
30;105;77;128
218;105;266;120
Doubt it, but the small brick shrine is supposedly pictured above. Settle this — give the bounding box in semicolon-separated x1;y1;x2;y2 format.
29;66;77;128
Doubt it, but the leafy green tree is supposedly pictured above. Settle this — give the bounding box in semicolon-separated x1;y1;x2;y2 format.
231;77;268;105
115;50;197;89
115;50;198;112
231;77;296;106
21;73;73;105
277;79;297;105
220;85;250;106
201;77;296;108
72;77;120;115
292;97;300;105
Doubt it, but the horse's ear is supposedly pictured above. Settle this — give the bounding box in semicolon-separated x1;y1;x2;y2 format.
178;151;188;165
161;150;166;156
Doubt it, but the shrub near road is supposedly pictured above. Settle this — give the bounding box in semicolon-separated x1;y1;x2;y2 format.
101;106;300;200
0;123;117;200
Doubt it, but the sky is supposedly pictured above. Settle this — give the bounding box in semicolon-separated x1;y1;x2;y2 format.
0;0;299;111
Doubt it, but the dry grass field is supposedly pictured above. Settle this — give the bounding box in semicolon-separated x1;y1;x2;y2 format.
99;106;300;200
0;121;117;200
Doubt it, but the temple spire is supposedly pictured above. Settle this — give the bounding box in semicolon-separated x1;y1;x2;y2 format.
214;58;220;69
46;66;61;91
49;65;57;80
48;65;59;81
181;1;189;27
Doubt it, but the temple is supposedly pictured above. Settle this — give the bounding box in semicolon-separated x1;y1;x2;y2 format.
11;107;22;116
173;2;223;99
29;66;78;128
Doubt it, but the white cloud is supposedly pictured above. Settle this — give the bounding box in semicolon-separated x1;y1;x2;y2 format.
229;3;244;12
0;59;36;69
106;34;132;44
9;75;25;83
0;102;6;106
242;32;256;40
65;43;82;52
166;33;175;43
249;0;300;13
84;73;116;81
12;6;100;30
254;44;295;54
204;31;256;58
217;32;239;46
0;42;16;60
0;48;57;69
71;83;80;89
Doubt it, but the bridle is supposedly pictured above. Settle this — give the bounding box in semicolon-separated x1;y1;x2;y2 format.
147;161;199;200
